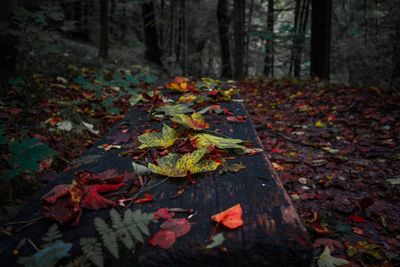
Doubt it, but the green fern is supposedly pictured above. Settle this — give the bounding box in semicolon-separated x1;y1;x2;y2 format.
80;238;104;267
94;217;119;259
94;209;153;260
42;224;63;246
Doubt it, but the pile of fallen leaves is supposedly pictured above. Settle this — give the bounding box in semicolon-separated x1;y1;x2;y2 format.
240;78;400;266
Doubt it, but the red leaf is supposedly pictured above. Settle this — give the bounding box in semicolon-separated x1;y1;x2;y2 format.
160;218;191;237
154;208;175;220
226;116;247;122
211;204;243;229
134;193;154;204
80;182;125;209
148;229;176;249
348;215;366;223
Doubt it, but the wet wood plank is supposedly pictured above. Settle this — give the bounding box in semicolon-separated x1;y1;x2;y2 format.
0;97;313;266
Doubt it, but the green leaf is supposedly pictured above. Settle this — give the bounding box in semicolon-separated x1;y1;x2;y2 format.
206;233;225;249
138;124;178;149
148;148;221;177
8;138;56;172
318;247;349;267
80;237;104;267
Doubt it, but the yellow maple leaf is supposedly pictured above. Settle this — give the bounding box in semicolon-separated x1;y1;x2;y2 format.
171;113;210;130
138;124;178;149
178;94;197;103
148;148;220;177
315;120;326;128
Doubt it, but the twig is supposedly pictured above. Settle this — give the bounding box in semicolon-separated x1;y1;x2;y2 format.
2;216;44;227
27;238;40;252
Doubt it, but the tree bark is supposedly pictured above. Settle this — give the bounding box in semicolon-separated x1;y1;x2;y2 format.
99;0;109;58
310;0;332;79
233;0;245;80
293;0;310;77
142;0;162;66
217;0;232;79
263;0;274;77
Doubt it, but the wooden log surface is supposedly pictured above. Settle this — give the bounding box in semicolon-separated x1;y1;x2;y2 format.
0;92;313;266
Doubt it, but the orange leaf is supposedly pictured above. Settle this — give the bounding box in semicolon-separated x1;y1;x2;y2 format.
211;204;243;229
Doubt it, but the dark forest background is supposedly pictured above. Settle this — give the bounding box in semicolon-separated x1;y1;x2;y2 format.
1;0;400;91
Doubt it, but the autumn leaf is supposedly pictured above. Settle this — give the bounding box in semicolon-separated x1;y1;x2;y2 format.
347;241;382;260
219;162;246;175
155;104;195;116
171;113;210;130
148;230;176;249
138;124;178;149
211;204;243;229
134;193;154;204
190;133;245;150
148;218;191;249
153;208;175;220
148;148;220;177
160;218;191;237
178;94;197;103
317;246;349;267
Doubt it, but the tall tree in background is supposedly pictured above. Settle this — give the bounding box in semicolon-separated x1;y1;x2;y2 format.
217;0;232;78
142;0;162;66
233;0;245;80
99;0;109;58
263;0;274;77
290;0;310;77
310;0;332;79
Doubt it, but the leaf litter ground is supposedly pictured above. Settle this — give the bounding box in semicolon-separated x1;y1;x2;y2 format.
240;79;400;266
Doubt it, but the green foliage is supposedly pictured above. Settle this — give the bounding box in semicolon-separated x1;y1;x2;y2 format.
1;137;56;181
80;238;104;267
94;209;153;259
42;224;63;246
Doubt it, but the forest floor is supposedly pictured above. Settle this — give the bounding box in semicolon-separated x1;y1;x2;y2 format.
241;79;400;266
0;72;399;266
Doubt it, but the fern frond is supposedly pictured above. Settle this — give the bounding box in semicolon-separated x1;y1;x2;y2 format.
94;217;119;259
80;237;104;267
42;224;63;246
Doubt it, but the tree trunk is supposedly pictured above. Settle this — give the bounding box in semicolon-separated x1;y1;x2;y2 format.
142;0;162;66
233;0;245;80
310;0;332;79
99;0;109;58
217;0;232;79
0;0;17;91
294;0;310;77
263;0;274;77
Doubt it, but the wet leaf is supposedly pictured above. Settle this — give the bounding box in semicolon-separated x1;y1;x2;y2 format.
219;162;246;175
148;229;176;249
148;148;220;177
171;113;210;130
206;233;225;249
156;104;194;116
211;204;243;229
138;124;178;149
160;218;191;237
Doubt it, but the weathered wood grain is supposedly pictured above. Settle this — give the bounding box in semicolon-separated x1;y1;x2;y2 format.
0;98;313;266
